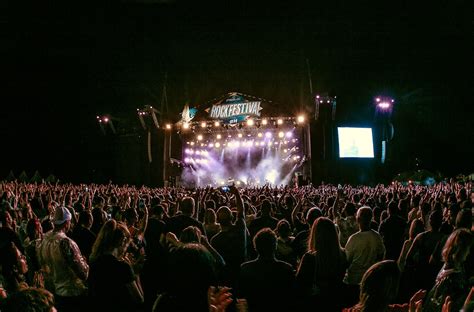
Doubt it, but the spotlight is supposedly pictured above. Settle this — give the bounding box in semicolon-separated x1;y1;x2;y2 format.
215;142;221;148
247;119;254;126
214;121;220;127
190;142;195;146
216;134;222;139
103;117;109;123
201;122;207;128
265;132;272;138
376;98;381;102
238;133;243;138
183;123;190;129
257;133;263;138
209;143;214;147
297;115;305;123
262;119;268;125
285;132;293;138
278;131;284;138
277;119;283;125
165;124;172;130
378;102;391;110
184;157;191;163
197;135;203;141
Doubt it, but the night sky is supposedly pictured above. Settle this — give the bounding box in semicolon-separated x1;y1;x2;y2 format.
2;1;473;182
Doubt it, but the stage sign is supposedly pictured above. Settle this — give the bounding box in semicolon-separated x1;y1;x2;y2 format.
208;94;263;124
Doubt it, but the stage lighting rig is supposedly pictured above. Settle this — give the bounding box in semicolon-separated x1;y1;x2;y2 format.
136;105;161;130
96;115;116;134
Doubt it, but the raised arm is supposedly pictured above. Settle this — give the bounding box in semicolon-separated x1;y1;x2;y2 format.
230;185;244;219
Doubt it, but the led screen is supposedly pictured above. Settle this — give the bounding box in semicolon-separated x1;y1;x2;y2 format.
337;127;374;158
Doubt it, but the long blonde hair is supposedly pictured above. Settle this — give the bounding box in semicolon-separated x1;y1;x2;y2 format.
89;219;131;262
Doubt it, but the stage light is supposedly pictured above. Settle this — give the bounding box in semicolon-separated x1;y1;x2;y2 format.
376;98;381;102
214;121;220;127
215;142;221;148
262;119;268;125
201;122;207;128
268;141;273;146
235;141;241;147
316;95;320;99
278;131;284;138
190;142;195;146
184;158;191;163
238;133;243;138
195;150;201;155
216;134;222;139
284;149;288;153
197;134;203;141
103;117;109;123
257;133;263;138
265;132;272;138
286;132;293;138
297;115;305;123
378;102;391;109
236;181;241;186
247;119;254;126
165;124;172;129
209;143;214;148
183;123;190;129
277;119;283;125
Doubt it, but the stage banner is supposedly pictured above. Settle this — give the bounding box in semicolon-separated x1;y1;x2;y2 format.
207;93;263;124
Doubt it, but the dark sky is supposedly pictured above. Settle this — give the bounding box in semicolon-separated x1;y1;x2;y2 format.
2;1;473;181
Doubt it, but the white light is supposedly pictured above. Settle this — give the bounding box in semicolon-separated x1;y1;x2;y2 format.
247;119;254;126
257;133;263;138
190;142;195;146
378;102;391;109
265;169;278;185
184;157;190;163
277;119;283;125
262;119;268;125
201;122;207;128
236;181;241;185
376;98;381;102
103;117;109;123
278;131;284;138
286;132;293;138
215;142;220;148
267;141;273;146
316;95;320;99
238;133;243;138
183;123;190;129
209;143;214;147
214;121;220;127
197;135;203;141
165;124;172;129
195;150;201;155
297;115;305;123
283;149;288;153
265;132;272;138
216;134;222;139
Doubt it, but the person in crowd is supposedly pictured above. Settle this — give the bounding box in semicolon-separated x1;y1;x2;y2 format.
344;206;385;306
248;199;279;239
69;210;96;261
296;217;347;311
90;207;106;235
166;197;206;237
238;228;295;312
291;207;322;259
405;209;447;291
275;219;296;268
0;242;29;294
0;211;23;254
423;228;473;312
211;185;247;288
37;206;89;312
152;243;220;312
379;200;407;260
204;208;221;240
1;287;56;312
336;202;359;248
23;218;43;284
88;219;144;312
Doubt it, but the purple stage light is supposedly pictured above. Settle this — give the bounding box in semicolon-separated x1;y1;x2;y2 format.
265;132;272;138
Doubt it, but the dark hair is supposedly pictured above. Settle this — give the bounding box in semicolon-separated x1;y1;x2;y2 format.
409;219;425;240
388;200;399;216
306;207;322;225
180;226;202;244
90;220;131;262
344;202;356;216
2;287;55;312
455;209;472;230
442;229;473;266
429;209;443;231
253;228;277;257
26;218;42;241
180;197;195;215
308;217;344;273
78;211;93;227
276;219;291;238
355;260;400;312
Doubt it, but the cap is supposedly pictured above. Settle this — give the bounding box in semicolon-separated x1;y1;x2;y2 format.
53;206;72;225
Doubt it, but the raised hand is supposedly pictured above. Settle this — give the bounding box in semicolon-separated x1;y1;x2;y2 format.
208;286;233;312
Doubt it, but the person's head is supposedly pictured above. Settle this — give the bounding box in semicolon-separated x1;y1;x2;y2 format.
344;202;356;217
260;200;272;216
123;208;138;226
276;219;291;239
167;243;216;306
253;228;277;258
442;228;473;267
53;206;72;233
90;220;131;262
150;204;165;219
180;197;195;216
408;219;425;241
398;198;409;216
204;209;217;224
91;207;106;227
429;209;443;232
2;287;56;312
306;207;322;226
455;209;472;230
0;210;13;228
78;211;93;229
357;260;400;312
387;201;399;216
216;206;233;227
205;200;216;211
0;242;28;277
26;218;43;241
180;226;202;244
357;206;373;231
308;217;341;254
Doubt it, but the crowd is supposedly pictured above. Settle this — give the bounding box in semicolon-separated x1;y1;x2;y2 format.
0;180;472;312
